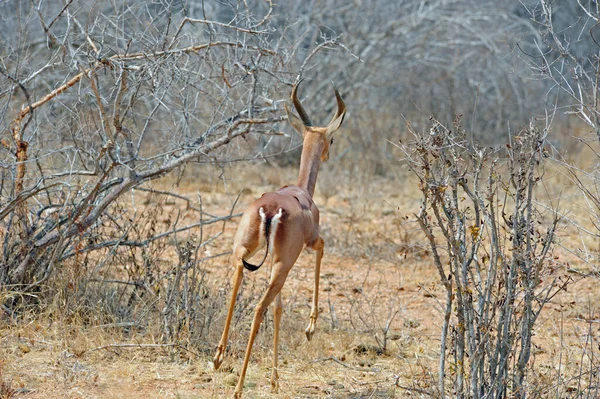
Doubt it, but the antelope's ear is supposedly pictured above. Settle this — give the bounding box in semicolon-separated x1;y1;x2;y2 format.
285;103;306;137
326;112;345;138
325;86;346;139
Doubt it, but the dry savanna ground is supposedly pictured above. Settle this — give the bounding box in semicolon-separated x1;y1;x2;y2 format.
2;158;599;399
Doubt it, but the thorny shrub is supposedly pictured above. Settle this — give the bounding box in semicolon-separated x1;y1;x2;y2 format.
399;117;571;398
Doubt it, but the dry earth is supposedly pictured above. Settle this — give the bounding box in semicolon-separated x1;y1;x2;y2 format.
2;163;599;398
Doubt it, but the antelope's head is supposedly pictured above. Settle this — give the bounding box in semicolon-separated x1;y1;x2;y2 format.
285;80;346;162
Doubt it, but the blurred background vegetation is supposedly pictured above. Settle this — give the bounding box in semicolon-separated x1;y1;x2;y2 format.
2;1;600;397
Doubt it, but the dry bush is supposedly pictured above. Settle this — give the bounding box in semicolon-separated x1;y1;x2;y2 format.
0;0;359;316
518;3;600;394
523;0;600;275
0;184;262;359
398;117;572;398
0;362;15;399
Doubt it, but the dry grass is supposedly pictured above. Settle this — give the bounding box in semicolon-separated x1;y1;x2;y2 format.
1;157;599;398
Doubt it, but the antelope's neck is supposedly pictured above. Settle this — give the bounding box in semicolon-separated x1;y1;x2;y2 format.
296;138;323;198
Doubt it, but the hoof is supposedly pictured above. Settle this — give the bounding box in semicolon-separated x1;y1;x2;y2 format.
305;326;315;341
213;347;225;370
271;369;279;393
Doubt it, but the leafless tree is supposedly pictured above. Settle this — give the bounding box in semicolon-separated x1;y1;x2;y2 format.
267;0;546;185
313;0;542;138
520;0;600;132
520;1;600;275
398;117;568;398
0;0;353;307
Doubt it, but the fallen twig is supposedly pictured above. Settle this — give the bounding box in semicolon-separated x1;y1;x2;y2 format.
88;343;200;358
312;356;379;373
393;374;433;396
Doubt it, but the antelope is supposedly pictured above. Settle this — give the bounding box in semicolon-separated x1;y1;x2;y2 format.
212;80;346;398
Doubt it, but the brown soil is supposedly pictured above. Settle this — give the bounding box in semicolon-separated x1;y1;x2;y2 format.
2;165;599;398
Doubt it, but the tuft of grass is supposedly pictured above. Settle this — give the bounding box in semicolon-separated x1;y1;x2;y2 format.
0;362;15;399
1;162;599;398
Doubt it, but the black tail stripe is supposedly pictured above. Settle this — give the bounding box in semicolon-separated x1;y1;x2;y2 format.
265;217;271;242
242;259;261;271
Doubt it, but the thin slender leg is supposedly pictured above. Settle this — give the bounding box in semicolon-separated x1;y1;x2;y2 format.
305;237;324;341
233;263;289;399
271;292;283;392
214;261;244;370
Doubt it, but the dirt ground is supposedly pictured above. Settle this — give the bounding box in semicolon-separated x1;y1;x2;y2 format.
2;164;599;398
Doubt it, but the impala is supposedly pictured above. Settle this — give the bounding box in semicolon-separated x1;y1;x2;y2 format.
212;80;346;398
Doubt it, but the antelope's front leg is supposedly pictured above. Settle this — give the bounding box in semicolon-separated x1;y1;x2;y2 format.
306;237;324;341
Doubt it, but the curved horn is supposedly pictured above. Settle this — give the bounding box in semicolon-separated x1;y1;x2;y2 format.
291;79;313;127
329;86;346;127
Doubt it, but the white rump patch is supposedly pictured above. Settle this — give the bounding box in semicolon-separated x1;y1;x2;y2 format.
269;208;284;254
258;207;267;248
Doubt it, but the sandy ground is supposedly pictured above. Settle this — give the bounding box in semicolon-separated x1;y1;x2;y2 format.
2;165;599;398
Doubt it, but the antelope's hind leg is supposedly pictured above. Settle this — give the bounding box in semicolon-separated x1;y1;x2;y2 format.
213;254;245;370
233;261;291;399
270;292;283;392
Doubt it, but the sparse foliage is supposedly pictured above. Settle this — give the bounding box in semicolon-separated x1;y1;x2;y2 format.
400;117;569;398
1;1;599;397
521;0;600;278
0;362;15;399
0;1;348;306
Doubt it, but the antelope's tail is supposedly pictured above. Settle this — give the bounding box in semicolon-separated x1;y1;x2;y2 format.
242;207;283;272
